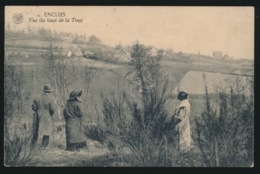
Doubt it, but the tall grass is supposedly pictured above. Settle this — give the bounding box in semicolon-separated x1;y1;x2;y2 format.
4;64;35;166
193;76;254;167
4;118;35;166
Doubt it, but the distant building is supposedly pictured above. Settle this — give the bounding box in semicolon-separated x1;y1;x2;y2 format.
113;49;130;62
213;51;223;59
63;36;73;42
147;46;157;57
67;50;72;57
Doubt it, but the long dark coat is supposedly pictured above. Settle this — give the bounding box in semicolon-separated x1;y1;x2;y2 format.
63;99;85;147
32;93;55;146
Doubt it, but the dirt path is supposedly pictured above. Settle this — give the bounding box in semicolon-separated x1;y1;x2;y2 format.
27;140;111;167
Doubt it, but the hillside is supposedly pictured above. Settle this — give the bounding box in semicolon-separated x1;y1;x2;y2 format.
4;36;254;167
172;70;251;95
5;38;254;75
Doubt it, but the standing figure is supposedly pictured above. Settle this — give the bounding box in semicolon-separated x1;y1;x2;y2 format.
63;90;87;151
173;91;191;152
32;84;55;149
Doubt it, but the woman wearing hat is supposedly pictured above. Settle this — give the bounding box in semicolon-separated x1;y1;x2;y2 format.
172;91;191;152
32;84;55;149
63;90;87;151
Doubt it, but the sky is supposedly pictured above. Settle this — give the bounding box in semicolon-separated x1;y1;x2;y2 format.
5;6;254;59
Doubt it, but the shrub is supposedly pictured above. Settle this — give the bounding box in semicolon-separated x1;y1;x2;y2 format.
84;43;179;166
194;76;254;167
4;116;34;166
4;64;34;166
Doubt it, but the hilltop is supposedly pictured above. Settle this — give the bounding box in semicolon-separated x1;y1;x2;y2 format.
5;28;254;77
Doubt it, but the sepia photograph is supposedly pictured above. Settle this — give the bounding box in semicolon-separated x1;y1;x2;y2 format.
4;6;254;167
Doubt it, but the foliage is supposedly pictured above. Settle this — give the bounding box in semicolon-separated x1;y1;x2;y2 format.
87;35;101;45
194;76;254;167
4;120;34;167
4;28;254;166
4;65;32;117
41;35;98;120
85;43;177;166
41;42;74;120
4;64;34;166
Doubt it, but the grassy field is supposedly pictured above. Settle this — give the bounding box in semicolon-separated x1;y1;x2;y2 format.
4;38;254;166
5;54;252;130
6;63;184;120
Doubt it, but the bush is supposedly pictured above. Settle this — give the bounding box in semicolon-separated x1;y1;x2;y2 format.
84;43;179;166
194;76;254;167
4;117;34;166
4;64;34;166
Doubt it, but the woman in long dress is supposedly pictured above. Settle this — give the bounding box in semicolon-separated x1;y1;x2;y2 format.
63;90;87;151
173;91;191;152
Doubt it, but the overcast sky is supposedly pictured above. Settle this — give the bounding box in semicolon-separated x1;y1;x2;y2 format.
5;6;254;59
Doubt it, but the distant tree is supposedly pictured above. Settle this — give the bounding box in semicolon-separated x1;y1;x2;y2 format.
40;31;80;120
88;35;101;45
42;44;67;120
82;65;98;102
115;43;123;50
166;49;174;55
38;27;53;40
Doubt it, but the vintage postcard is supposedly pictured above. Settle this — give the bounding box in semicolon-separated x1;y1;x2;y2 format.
4;6;254;167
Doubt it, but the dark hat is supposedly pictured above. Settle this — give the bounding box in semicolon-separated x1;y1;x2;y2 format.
177;91;188;101
69;90;82;100
43;84;52;92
